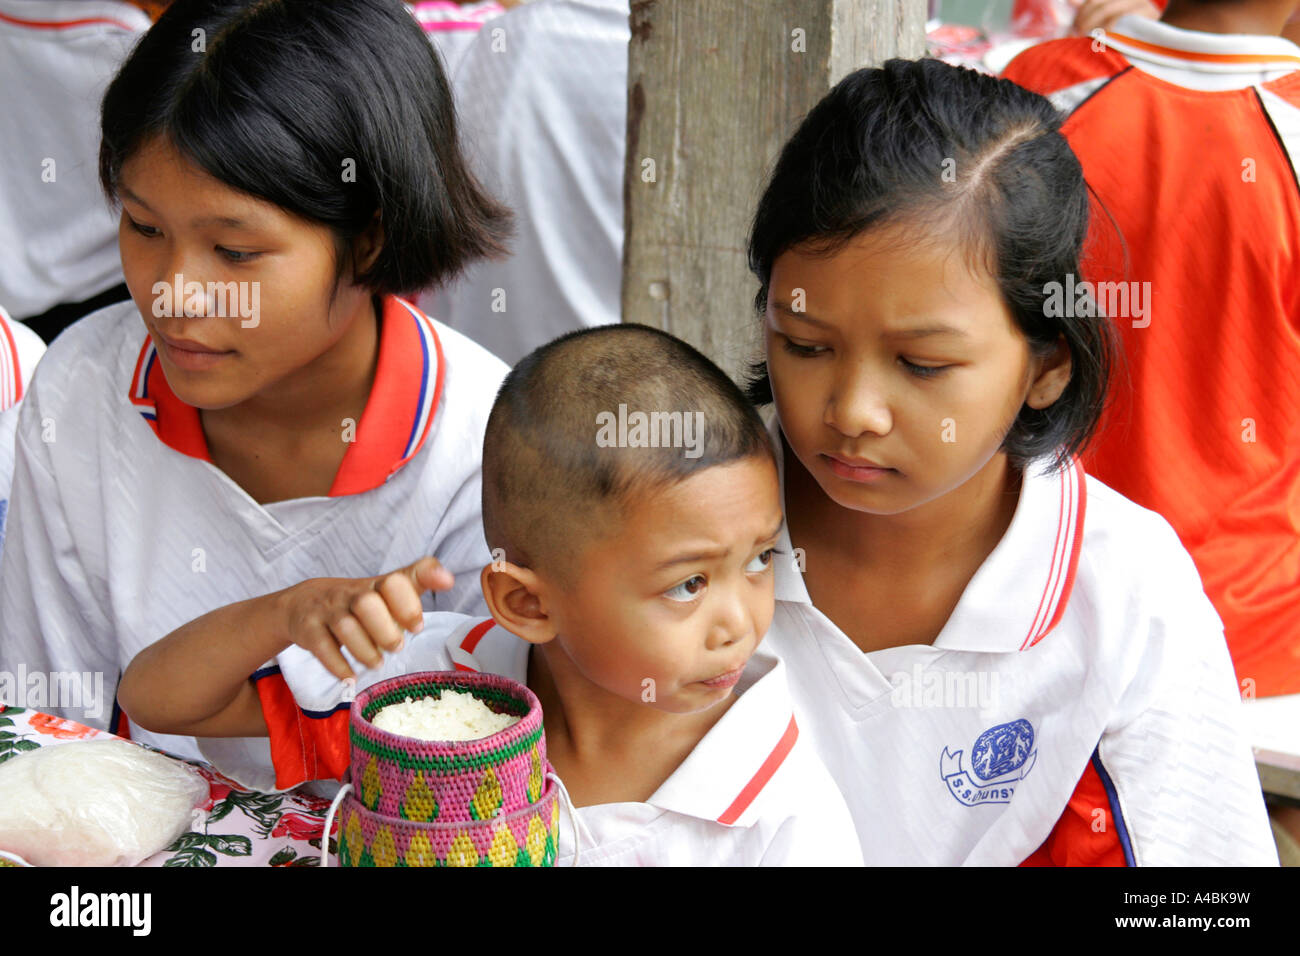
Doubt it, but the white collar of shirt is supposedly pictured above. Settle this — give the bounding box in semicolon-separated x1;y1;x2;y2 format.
641;649;800;828
767;412;1088;654
1103;14;1300;81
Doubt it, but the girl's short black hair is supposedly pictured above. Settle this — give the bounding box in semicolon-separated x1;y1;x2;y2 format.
747;57;1118;471
99;0;511;296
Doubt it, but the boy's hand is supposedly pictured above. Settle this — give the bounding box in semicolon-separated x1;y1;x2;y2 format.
275;557;454;681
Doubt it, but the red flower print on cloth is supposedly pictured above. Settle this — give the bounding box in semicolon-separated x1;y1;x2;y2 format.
201;782;234;811
271;811;324;842
28;714;98;739
293;792;334;813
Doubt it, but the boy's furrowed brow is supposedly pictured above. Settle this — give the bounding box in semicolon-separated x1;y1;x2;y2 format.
652;546;729;572
651;520;784;572
759;518;784;544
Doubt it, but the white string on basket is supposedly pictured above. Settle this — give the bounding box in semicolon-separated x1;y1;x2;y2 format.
546;770;591;867
319;782;353;869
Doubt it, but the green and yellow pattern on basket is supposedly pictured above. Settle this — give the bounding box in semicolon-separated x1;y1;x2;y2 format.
337;671;560;867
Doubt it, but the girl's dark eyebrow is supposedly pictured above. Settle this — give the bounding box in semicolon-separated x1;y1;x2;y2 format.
192;214;255;230
120;186;256;230
119;186;152;210
774;303;967;339
887;325;969;339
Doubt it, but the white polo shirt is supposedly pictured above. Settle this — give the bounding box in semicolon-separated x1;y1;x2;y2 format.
764;420;1277;866
0;296;507;768
246;613;864;866
420;0;629;365
0;1;149;317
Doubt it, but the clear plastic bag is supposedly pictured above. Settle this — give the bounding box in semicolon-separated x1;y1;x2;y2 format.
0;739;209;866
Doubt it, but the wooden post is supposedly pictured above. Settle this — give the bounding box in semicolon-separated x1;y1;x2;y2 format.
622;0;927;379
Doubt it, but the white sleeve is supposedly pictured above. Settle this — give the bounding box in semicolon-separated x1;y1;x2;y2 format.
278;611;466;713
0;398;115;730
1097;519;1278;866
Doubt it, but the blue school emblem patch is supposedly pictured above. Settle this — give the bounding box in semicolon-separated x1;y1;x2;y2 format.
940;719;1037;807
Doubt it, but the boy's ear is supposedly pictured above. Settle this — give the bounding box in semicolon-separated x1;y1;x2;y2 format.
1026;334;1072;410
480;561;555;646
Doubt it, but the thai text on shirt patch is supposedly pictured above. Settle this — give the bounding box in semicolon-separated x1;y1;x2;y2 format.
940;718;1037;807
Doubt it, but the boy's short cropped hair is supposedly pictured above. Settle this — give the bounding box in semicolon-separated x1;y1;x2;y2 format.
99;0;511;295
482;324;776;575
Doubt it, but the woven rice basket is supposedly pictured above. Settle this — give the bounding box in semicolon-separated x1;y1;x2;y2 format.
337;671;560;867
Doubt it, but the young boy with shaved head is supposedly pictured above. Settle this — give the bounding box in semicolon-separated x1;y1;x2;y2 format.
121;324;864;866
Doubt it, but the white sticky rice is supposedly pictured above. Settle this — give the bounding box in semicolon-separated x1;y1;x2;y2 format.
372;690;520;742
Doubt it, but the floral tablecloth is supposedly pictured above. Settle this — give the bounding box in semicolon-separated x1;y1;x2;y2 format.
0;704;336;867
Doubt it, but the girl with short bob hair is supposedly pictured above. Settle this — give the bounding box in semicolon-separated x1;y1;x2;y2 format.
0;0;514;787
751;58;1275;866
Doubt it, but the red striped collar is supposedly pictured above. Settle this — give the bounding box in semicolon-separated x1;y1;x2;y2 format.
127;295;446;496
644;652;800;827
715;714;798;826
922;457;1088;652
0;307;23;409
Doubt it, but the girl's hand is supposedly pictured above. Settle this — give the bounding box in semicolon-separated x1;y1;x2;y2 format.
1069;0;1160;37
275;557;454;681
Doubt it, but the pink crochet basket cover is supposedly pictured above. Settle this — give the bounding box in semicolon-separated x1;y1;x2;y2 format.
337;671;560;867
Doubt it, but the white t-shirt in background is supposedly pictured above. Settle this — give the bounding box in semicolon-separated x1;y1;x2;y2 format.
0;1;148;318
422;0;629;364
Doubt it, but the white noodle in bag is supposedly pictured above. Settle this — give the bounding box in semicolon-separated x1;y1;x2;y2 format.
0;739;209;866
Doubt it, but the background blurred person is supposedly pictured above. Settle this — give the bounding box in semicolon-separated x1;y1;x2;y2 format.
0;1;150;342
419;0;629;365
0;302;47;557
407;0;508;76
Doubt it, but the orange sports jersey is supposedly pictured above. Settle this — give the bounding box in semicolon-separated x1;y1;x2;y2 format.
1003;17;1300;698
